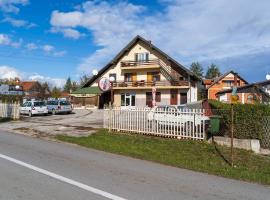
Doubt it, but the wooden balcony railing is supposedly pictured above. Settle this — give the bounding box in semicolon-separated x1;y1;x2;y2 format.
112;80;189;88
121;59;160;68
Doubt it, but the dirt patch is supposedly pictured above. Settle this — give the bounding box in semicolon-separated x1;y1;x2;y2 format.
13;127;50;138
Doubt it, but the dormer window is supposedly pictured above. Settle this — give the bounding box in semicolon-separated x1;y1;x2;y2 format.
135;52;149;62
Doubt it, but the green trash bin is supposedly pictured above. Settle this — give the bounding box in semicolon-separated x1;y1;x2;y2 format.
209;115;222;135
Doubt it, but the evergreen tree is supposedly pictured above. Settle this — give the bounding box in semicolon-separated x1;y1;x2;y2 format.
63;77;72;92
190;62;204;78
205;64;221;79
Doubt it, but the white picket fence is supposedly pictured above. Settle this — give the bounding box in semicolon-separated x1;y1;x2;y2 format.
0;103;20;119
104;107;208;140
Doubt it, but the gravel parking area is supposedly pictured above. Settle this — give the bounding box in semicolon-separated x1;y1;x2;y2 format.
0;109;104;137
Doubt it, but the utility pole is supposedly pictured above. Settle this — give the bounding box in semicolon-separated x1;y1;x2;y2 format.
230;73;238;167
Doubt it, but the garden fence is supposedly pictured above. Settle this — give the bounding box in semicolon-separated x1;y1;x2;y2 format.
104;107;207;140
0;103;20;119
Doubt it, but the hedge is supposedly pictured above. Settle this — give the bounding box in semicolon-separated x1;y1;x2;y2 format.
208;100;270;147
0;94;23;103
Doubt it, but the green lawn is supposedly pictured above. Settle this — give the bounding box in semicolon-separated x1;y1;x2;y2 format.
56;129;270;185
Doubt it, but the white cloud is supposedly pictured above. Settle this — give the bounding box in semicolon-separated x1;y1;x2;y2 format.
0;33;10;45
0;33;22;48
50;27;82;39
0;65;22;79
2;17;36;28
0;65;65;88
42;44;54;52
25;42;38;50
49;0;270;73
28;74;66;88
0;0;28;13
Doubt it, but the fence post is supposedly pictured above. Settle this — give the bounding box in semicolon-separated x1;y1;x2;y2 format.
109;102;112;132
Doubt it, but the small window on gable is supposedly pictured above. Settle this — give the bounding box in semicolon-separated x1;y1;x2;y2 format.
135;53;149;61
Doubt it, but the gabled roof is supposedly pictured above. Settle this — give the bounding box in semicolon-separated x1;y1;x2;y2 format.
205;71;248;89
20;81;40;92
83;35;199;87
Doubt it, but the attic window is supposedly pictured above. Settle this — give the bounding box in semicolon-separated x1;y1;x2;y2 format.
135;53;149;61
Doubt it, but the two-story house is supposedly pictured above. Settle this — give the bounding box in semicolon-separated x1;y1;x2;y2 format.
203;71;248;102
83;35;200;108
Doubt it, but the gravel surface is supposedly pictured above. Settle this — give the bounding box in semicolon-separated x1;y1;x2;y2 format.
0;109;104;137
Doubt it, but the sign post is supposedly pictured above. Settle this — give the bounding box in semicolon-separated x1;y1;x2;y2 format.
152;87;156;107
230;86;238;167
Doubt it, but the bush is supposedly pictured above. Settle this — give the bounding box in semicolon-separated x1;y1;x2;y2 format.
0;94;22;103
209;100;270;143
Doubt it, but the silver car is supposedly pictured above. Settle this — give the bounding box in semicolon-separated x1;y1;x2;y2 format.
47;100;72;115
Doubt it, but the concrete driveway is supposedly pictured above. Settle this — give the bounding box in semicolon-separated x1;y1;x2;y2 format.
0;109;104;137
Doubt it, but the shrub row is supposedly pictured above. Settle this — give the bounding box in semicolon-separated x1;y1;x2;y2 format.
0;94;23;103
208;100;270;146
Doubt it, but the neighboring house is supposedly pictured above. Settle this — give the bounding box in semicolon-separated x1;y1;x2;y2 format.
70;86;101;107
20;81;45;100
216;83;270;104
203;71;248;101
83;35;200;108
253;79;270;95
0;84;23;95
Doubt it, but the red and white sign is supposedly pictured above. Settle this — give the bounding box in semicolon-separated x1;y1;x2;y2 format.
98;77;111;92
152;87;156;107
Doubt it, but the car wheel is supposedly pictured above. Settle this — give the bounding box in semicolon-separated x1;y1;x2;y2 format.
52;109;56;115
28;111;32;117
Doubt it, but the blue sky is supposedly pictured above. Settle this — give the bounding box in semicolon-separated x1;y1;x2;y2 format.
0;0;270;87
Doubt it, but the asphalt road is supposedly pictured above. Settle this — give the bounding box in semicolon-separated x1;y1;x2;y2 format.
0;130;269;200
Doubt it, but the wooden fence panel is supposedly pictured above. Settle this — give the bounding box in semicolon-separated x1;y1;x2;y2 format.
0;103;20;119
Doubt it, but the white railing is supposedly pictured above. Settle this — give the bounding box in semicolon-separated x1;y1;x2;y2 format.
104;107;208;140
0;103;20;119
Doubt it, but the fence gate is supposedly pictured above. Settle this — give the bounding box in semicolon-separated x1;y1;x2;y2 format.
104;107;207;140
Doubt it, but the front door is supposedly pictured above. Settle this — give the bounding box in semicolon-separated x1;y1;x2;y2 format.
170;89;178;105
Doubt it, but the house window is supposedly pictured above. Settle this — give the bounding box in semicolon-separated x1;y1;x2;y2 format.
180;93;187;104
223;80;234;87
135;52;149;62
146;92;161;107
109;73;116;82
147;72;160;82
247;94;253;103
152;72;160;82
121;93;135;106
156;92;161;102
124;73;132;82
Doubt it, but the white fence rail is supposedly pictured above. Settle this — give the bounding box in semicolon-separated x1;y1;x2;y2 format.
104;107;208;140
0;103;20;119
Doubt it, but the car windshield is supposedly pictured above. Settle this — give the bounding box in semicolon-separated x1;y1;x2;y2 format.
60;101;70;105
47;101;58;105
34;102;46;106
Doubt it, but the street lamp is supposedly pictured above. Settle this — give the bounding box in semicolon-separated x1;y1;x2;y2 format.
109;76;115;105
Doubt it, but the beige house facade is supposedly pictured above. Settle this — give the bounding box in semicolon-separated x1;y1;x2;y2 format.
84;35;200;108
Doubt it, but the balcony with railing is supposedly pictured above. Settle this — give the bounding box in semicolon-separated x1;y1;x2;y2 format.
112;80;189;89
120;59;161;70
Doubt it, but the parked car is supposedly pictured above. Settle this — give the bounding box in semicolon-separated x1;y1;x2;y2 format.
20;101;48;117
147;105;209;126
47;100;72;115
